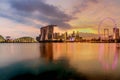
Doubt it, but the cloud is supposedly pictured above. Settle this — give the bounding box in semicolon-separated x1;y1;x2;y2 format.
72;0;100;14
0;0;74;29
0;0;103;30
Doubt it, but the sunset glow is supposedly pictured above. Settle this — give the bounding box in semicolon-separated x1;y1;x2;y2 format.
0;0;120;38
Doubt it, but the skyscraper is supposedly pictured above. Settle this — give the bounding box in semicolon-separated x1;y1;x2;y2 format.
113;28;119;40
104;28;109;40
53;32;60;40
72;31;75;37
64;32;68;41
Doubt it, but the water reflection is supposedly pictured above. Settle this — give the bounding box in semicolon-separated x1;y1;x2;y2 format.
10;43;87;80
0;43;120;80
40;43;53;61
99;43;120;71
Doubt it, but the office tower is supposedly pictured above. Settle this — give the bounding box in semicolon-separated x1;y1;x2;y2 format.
113;28;119;40
64;32;68;41
104;28;109;40
53;32;60;40
72;31;75;37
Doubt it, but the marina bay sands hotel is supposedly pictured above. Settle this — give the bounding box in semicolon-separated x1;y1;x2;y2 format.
40;25;57;41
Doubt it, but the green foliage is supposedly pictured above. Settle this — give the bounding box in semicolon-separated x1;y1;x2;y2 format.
14;37;36;43
0;35;5;42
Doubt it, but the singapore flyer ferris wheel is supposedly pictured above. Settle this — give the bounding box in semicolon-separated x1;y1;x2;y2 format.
98;17;118;40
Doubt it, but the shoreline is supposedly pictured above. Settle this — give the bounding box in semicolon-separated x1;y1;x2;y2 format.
0;41;120;43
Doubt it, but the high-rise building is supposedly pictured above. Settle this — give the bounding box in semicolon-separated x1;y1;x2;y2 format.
64;32;68;41
72;31;75;37
40;25;56;41
53;32;60;40
104;28;109;40
113;28;119;40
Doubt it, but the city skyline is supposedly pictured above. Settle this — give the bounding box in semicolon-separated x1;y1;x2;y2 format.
0;0;120;38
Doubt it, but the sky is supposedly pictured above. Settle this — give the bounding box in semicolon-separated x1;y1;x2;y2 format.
0;0;120;38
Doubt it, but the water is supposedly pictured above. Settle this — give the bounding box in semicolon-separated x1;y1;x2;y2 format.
0;43;120;80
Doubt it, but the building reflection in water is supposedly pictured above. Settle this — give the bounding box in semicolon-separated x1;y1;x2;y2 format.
99;43;120;71
40;43;53;61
